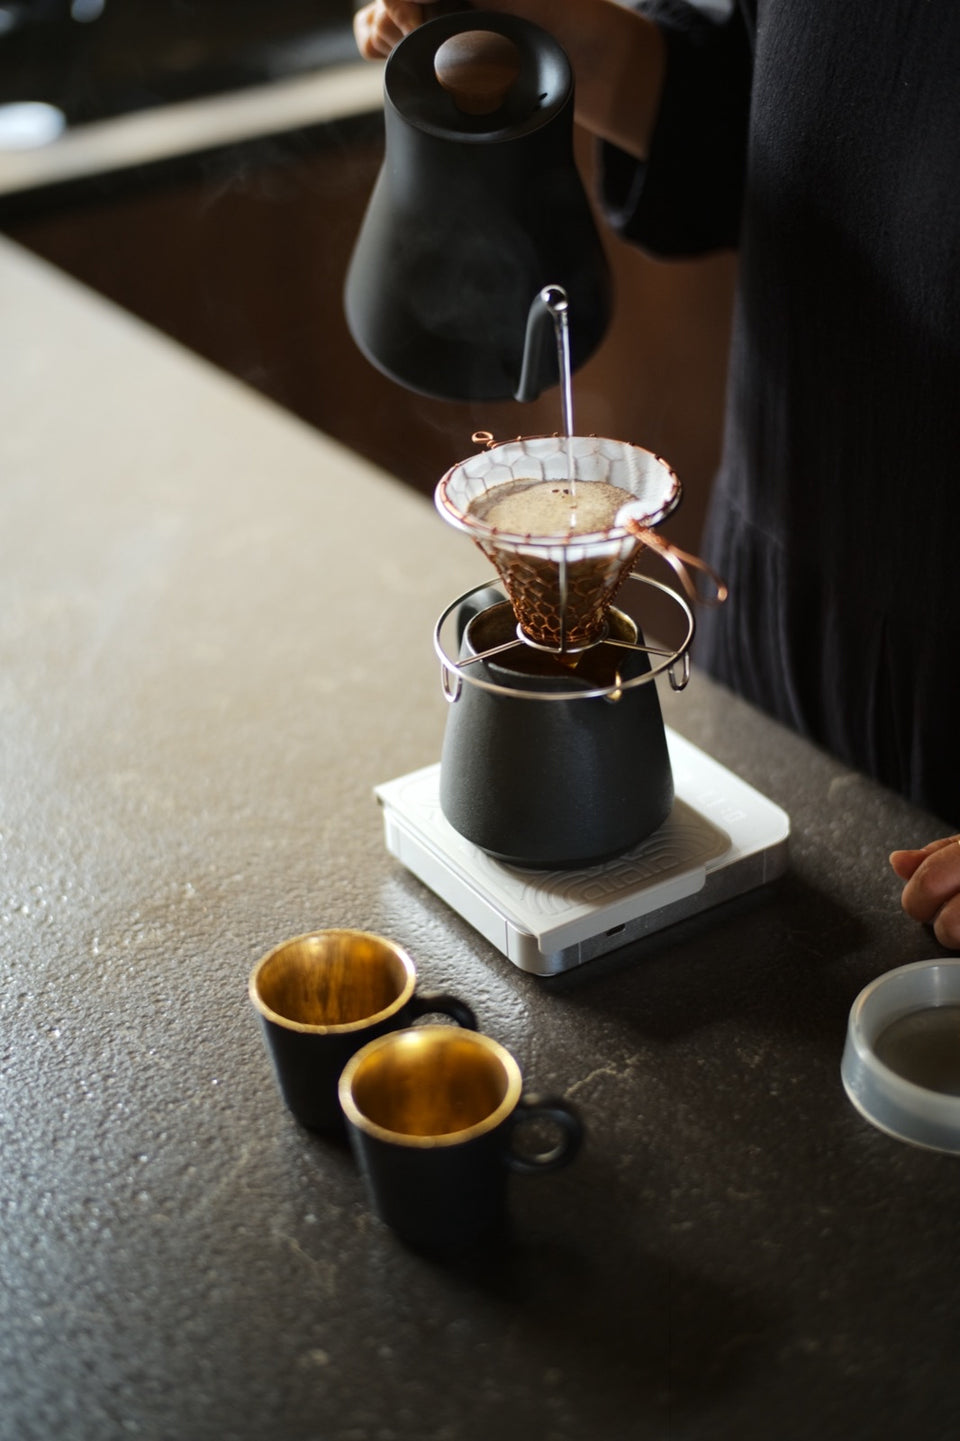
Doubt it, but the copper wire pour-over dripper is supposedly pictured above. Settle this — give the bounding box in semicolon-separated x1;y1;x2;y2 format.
434;287;723;702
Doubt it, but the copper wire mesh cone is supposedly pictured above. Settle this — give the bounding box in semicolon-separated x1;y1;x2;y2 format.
471;538;635;649
436;436;681;650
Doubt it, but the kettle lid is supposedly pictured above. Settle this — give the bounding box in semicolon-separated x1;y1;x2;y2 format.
384;10;572;142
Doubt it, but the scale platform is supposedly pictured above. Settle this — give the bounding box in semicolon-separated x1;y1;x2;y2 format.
376;729;790;975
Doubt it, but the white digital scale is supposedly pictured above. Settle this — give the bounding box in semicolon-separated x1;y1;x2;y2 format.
376;728;790;975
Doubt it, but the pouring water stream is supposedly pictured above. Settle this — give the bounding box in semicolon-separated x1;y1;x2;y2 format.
531;284;576;644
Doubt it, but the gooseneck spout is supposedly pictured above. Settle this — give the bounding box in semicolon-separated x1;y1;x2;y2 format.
515;284;574;426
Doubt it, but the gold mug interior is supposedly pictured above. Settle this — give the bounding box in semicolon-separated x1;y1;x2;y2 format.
249;930;416;1033
339;1026;523;1145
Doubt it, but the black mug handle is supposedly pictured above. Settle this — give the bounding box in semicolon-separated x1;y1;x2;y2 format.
408;991;478;1031
505;1094;584;1174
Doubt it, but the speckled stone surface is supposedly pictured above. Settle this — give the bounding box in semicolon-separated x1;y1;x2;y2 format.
1;237;958;1441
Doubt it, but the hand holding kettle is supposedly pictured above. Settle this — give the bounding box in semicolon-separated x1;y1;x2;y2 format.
353;0;665;160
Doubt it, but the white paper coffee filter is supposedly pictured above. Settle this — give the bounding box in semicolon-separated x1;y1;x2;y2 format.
437;435;681;544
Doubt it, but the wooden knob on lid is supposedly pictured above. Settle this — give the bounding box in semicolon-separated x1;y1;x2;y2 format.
434;30;522;115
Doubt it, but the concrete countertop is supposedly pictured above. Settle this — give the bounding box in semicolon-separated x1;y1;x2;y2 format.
0;235;957;1441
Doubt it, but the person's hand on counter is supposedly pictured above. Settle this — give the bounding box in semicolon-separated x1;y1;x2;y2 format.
890;838;960;949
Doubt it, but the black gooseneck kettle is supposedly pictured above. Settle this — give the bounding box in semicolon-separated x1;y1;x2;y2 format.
344;10;611;402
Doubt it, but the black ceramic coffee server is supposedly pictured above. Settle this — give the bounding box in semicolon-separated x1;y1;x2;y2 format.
346;11;724;868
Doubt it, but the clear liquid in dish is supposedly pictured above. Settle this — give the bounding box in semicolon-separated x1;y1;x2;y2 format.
874;1004;960;1094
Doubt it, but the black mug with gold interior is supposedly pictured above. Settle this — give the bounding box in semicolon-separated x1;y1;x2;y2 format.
249;930;477;1131
338;1025;583;1250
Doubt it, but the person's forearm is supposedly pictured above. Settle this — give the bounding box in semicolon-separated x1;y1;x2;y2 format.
468;0;664;159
